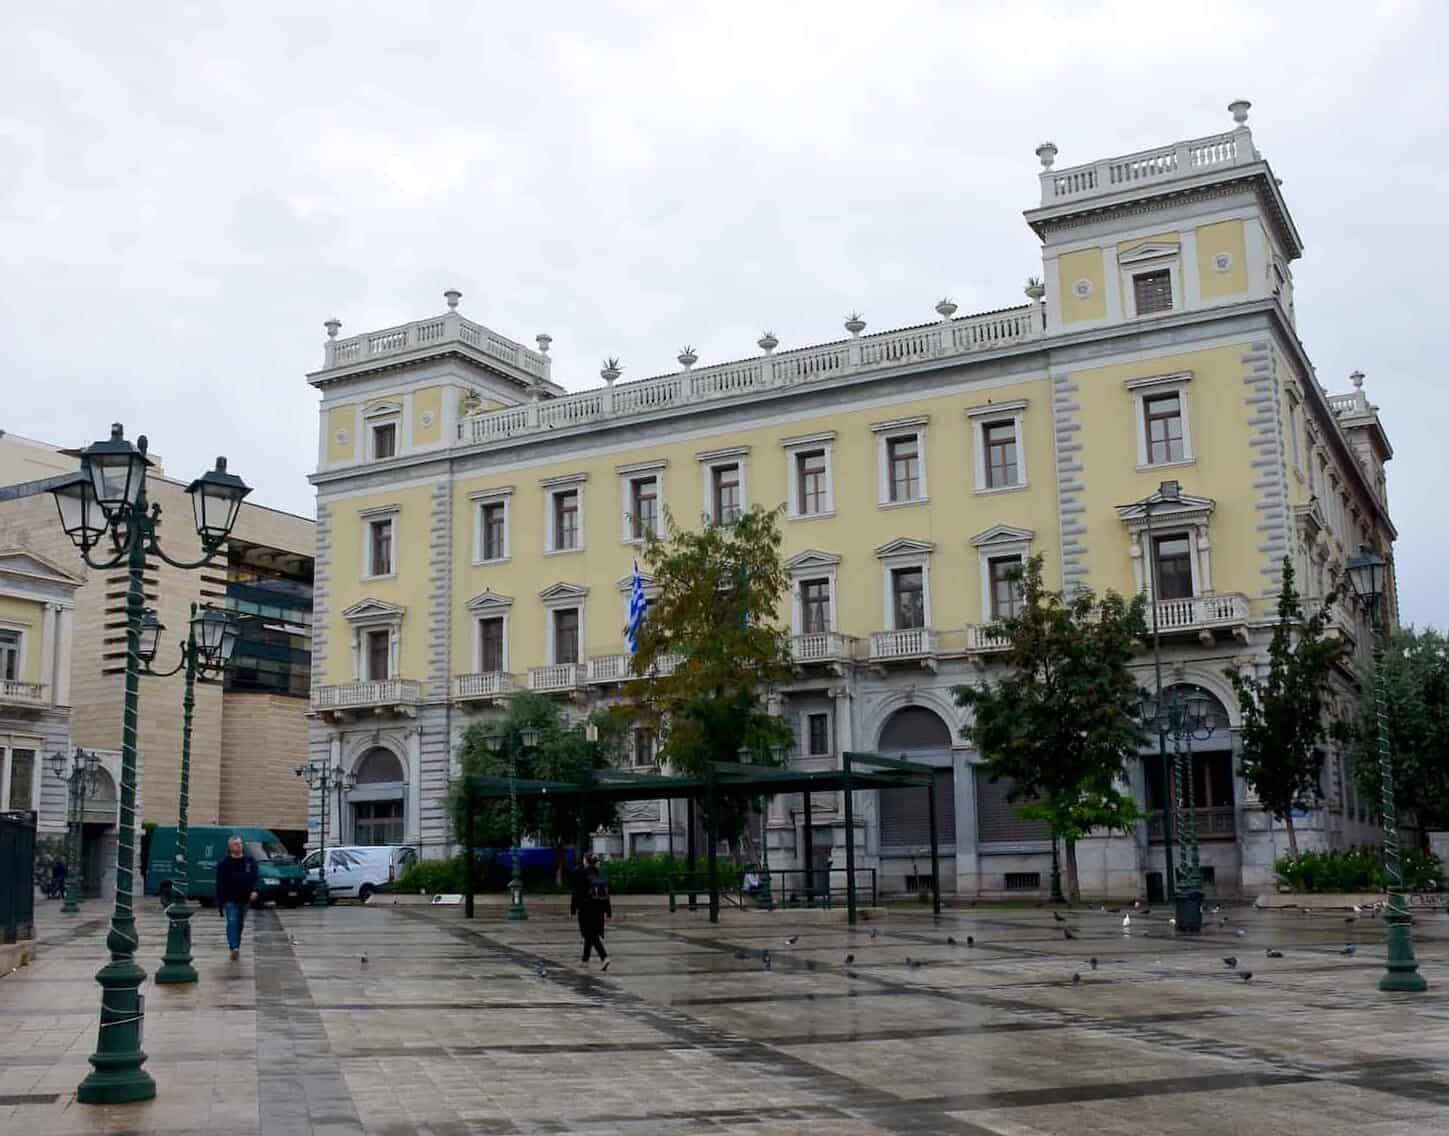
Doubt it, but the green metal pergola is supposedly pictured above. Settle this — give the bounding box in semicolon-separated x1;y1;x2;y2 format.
457;749;942;925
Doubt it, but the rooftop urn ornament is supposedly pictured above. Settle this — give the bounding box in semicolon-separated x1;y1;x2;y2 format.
535;333;552;354
1351;369;1365;390
1035;141;1058;169
677;345;698;370
324;318;341;339
1229;99;1251;126
601;357;622;385
1025;275;1046;301
758;330;778;354
934;297;958;321
444;289;462;311
844;312;866;337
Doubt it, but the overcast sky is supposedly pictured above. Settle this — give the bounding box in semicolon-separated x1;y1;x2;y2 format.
3;3;1446;625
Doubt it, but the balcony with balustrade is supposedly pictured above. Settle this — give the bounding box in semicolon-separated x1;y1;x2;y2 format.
0;679;48;714
1147;806;1238;843
1150;594;1251;644
792;632;857;671
868;628;938;670
311;678;422;722
452;671;517;706
964;625;1011;656
528;663;587;695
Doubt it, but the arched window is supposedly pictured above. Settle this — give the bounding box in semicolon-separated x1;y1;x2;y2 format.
353;748;405;785
351;748;405;846
877;707;956;848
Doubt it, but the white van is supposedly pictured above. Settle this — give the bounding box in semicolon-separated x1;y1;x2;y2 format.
301;845;417;903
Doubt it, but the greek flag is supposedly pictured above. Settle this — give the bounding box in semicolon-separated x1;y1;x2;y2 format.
626;560;648;654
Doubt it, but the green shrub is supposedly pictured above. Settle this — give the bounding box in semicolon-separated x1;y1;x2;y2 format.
395;856;467;895
600;854;744;894
1273;846;1442;893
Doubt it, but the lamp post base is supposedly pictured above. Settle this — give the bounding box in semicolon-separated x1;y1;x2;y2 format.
61;884;81;916
155;901;197;985
1378;895;1427;993
507;873;528;921
1173;889;1205;934
76;957;156;1104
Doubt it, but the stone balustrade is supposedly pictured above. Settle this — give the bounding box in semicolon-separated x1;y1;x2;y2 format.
792;632;857;664
1038;128;1253;208
965;625;1012;653
869;628;937;661
459;305;1042;446
528;663;587;693
312;678;422;712
0;679;47;708
1152;593;1249;635
452;671;517;702
320;312;550;381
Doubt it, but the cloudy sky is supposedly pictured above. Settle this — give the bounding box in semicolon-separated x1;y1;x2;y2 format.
3;3;1446;625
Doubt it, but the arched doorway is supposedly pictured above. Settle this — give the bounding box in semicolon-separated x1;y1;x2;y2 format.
349;747;406;846
1141;683;1238;893
876;707;956;893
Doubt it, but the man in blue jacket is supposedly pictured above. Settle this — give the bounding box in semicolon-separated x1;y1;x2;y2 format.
216;835;259;961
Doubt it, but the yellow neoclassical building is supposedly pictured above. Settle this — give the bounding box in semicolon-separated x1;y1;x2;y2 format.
305;101;1396;899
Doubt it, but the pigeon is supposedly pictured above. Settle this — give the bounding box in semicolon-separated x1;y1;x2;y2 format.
1266;949;1284;959
785;936;799;945
1089;956;1099;970
1072;972;1081;985
288;934;297;944
535;962;547;978
1053;911;1066;922
946;936;957;945
1140;908;1152;917
1132;899;1141;909
1106;907;1121;914
1223;956;1238;968
1345;915;1357;923
763;950;772;971
844;954;855;964
1235;929;1247;938
1122;914;1131;930
907;957;923;969
1352;904;1363;914
966;935;975;947
359;954;368;965
1238;970;1253;982
1341;945;1357;956
1064;928;1076;940
1211;905;1222;914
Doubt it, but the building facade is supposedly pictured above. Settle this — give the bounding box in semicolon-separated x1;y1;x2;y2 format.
305;102;1396;899
0;430;316;892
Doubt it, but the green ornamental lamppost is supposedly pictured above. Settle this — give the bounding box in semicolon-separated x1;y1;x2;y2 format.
140;603;241;985
486;724;539;920
738;739;785;912
295;760;353;905
48;748;100;915
1141;687;1215;932
50;424;250;1104
1346;544;1426;993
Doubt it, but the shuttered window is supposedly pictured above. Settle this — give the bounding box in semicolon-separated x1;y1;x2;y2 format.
974;767;1051;843
879;767;956;847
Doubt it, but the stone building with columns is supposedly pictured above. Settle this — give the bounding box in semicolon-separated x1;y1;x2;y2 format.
0;429;315;892
304;101;1398;899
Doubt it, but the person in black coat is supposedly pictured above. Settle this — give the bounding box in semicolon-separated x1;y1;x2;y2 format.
216;835;259;960
570;853;612;969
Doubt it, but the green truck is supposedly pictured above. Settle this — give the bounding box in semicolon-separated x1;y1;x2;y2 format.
146;826;308;907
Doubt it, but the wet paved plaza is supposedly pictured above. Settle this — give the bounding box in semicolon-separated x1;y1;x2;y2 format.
5;897;1449;1134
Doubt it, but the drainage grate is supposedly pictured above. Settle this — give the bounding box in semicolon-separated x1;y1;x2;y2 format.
1004;871;1041;892
0;1093;60;1106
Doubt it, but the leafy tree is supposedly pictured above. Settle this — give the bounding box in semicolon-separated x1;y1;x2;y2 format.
1225;558;1344;858
450;693;617;885
1346;627;1449;829
953;556;1147;902
620;504;794;775
614;504;794;851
